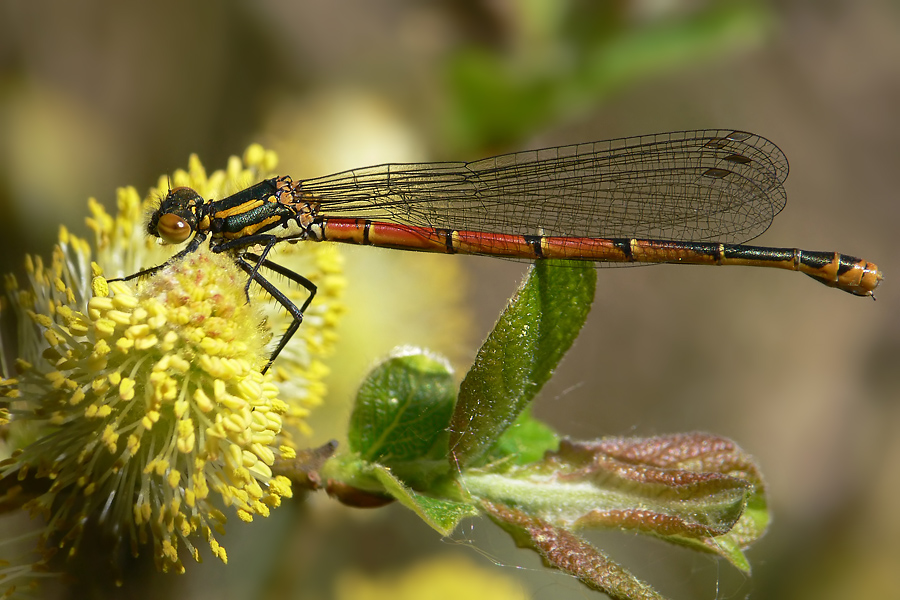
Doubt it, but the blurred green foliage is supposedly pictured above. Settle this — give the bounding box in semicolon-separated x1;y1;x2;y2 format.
442;1;773;151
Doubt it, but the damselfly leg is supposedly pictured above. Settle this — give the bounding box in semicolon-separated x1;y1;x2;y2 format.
233;247;317;374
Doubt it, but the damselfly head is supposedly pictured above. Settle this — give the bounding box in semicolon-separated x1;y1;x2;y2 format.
149;186;204;244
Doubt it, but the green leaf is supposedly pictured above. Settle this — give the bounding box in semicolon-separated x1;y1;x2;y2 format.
690;460;769;572
450;260;595;468
489;408;560;465
372;465;478;537
349;350;456;466
319;453;476;535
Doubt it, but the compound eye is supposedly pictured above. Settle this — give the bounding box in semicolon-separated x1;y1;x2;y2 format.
157;213;192;244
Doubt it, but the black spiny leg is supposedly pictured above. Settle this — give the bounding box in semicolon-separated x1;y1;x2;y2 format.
109;232;209;283
242;251;318;314
211;234;280;300
235;251;317;373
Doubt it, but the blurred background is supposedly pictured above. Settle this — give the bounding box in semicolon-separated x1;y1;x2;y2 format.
0;1;897;599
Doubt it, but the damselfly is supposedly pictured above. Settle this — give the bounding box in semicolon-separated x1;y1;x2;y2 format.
120;130;882;372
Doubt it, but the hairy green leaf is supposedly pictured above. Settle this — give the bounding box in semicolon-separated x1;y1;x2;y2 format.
450;260;595;468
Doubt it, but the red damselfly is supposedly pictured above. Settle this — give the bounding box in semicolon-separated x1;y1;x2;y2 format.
120;130;882;372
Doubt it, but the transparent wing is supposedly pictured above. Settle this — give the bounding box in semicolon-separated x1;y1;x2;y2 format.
297;129;788;244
